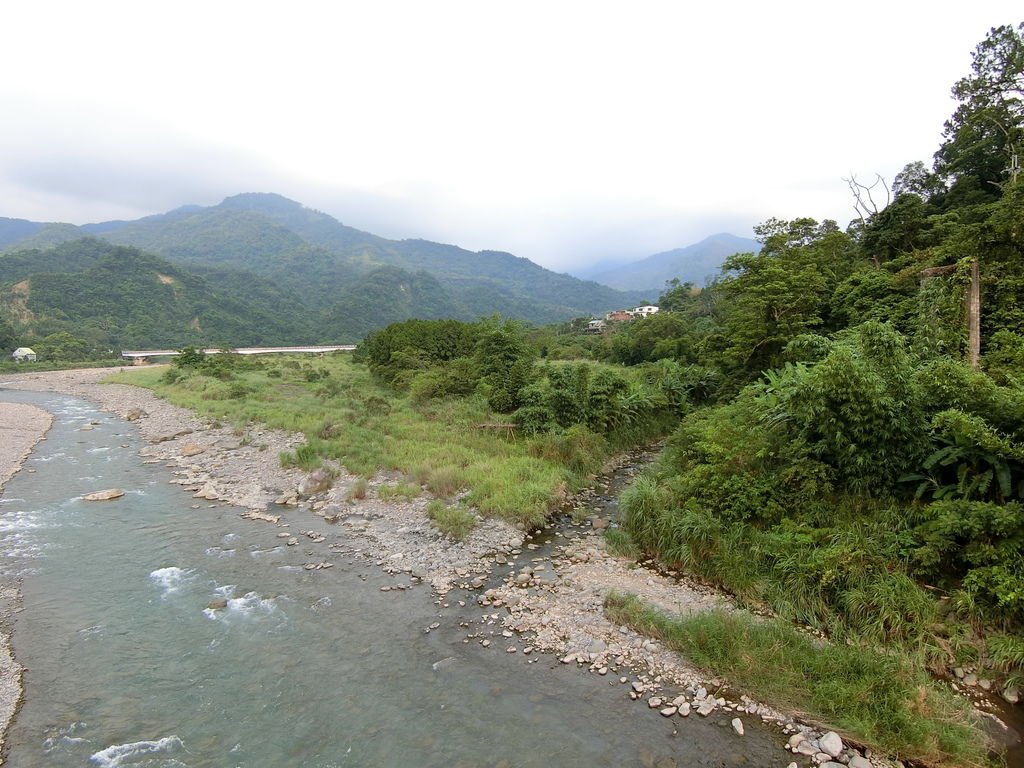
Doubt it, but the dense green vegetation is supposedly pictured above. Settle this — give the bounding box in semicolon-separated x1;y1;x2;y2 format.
604;593;985;768
574;25;1024;751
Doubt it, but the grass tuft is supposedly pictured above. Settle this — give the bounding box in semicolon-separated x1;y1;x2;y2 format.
426;500;476;541
378;482;421;501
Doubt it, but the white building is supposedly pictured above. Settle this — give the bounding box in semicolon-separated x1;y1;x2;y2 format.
12;347;37;362
633;305;660;317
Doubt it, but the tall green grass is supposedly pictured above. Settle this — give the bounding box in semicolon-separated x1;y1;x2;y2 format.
107;356;591;527
604;592;989;768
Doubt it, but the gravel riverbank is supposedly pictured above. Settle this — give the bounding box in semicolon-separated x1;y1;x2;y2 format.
0;367;928;767
0;402;52;760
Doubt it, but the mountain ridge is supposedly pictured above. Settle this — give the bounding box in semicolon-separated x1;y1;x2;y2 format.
585;232;762;292
0;194;654;350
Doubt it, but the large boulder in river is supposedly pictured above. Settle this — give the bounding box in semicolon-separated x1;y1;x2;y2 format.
82;488;126;501
297;469;332;499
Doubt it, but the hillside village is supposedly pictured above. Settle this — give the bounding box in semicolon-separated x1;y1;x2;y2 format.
584;304;660;333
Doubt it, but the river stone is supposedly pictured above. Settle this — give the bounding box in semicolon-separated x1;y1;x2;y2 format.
677;702;690;717
1003;686;1020;704
963;672;978;686
788;733;806;749
795;741;818;757
696;700;716;717
207;598;228;610
125;408;145;421
819;732;843;758
180;443;205;457
848;756;872;768
731;718;744;736
81;488;125;501
660;706;677;717
298;469;333;499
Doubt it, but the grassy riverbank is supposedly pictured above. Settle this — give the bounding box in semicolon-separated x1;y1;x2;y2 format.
604;592;989;768
108;353;618;528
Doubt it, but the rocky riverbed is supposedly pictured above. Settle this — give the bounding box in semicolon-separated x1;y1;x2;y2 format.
0;366;979;768
0;401;53;759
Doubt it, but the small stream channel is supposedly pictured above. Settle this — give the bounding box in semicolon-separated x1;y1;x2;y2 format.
0;390;785;767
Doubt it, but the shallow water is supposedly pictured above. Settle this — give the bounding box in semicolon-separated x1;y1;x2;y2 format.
0;390;782;767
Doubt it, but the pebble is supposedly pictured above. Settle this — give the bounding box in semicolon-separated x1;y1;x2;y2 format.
731;718;744;736
696;700;716;717
660;706;677;717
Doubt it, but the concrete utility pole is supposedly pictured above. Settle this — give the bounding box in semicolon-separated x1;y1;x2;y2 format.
967;259;981;369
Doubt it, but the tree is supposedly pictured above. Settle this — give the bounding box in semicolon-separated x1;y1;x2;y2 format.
892;161;946;201
35;331;91;362
934;24;1024;200
0;320;17;356
715;219;858;377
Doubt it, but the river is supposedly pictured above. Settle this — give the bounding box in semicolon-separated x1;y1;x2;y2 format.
0;389;781;767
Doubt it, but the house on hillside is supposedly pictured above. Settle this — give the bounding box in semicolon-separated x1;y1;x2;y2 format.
605;310;635;322
583;319;606;334
633;305;660;317
12;347;37;362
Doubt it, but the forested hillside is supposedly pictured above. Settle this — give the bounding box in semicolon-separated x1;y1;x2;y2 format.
0;239;317;356
0;193;648;352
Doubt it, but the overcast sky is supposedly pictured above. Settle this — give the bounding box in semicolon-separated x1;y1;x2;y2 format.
1;2;1020;272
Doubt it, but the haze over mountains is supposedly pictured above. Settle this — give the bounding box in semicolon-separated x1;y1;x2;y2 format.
575;233;761;291
0;194;753;350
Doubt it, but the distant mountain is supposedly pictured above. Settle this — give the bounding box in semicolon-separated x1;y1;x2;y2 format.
0;217;46;249
586;233;761;292
0;194;649;347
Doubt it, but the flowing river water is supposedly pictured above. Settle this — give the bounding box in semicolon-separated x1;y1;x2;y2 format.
0;389;784;767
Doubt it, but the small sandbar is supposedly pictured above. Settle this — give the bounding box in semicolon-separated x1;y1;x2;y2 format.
0;402;53;493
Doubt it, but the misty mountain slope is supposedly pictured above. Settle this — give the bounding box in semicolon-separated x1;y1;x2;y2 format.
211;194;649;311
217;193;389;253
1;222;89;252
589;233;761;291
0;217;46;249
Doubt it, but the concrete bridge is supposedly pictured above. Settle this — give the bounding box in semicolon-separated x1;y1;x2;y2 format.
121;345;355;364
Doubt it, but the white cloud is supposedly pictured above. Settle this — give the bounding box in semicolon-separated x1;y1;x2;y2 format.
1;1;1019;269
